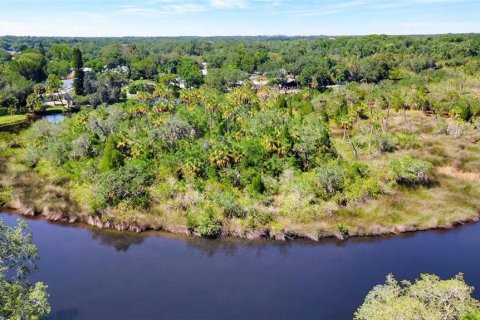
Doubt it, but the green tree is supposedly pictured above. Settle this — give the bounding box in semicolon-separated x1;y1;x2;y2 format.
0;218;51;320
355;273;480;320
99;135;123;173
26;94;44;114
45;74;62;95
178;58;203;88
9;52;47;83
72;48;84;95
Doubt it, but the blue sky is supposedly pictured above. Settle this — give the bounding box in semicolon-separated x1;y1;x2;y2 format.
0;0;479;36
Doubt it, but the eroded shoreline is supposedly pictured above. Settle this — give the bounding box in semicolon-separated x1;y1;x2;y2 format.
3;203;479;242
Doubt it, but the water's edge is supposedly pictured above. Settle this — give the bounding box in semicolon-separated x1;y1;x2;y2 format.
4;205;480;242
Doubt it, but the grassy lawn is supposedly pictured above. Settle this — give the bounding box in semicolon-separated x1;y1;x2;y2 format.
0;114;28;127
45;106;66;113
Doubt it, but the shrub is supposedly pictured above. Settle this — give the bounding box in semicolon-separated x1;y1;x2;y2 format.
316;163;344;198
219;195;246;219
187;207;222;237
395;133;421;149
246;174;265;195
337;223;349;236
154;116;195;149
97;163;154;208
389;156;433;186
376;134;397;152
70;134;93;160
99;135;123;173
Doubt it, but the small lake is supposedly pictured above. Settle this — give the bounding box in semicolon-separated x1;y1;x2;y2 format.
0;113;66;133
1;212;480;320
43;113;66;124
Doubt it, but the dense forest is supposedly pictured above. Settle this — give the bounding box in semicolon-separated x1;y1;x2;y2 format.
0;35;479;239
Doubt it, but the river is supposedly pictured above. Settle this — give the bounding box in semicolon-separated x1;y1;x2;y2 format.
1;212;479;320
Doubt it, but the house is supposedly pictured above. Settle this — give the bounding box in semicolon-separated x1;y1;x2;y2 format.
201;63;208;76
177;77;187;89
6;48;18;55
249;73;268;87
104;65;129;74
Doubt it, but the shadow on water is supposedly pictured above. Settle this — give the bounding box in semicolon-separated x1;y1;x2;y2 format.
1;210;472;255
90;228;146;252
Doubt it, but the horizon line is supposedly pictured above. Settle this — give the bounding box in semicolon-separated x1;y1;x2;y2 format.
1;32;479;39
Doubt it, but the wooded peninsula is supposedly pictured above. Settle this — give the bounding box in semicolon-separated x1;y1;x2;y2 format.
0;35;479;240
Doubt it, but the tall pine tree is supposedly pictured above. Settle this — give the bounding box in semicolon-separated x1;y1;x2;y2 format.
73;48;84;95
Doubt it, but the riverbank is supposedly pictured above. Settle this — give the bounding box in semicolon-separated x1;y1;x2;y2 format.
3;203;480;241
1;110;480;241
2;167;480;241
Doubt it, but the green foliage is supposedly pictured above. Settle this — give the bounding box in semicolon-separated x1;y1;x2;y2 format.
316;162;344;198
99;135;123;173
178;58;203;88
389;156;433;186
0;218;51;320
395;133;421;149
187;207;222;237
97;162;154;208
9;52;47;82
204;68;247;92
463;313;480;320
3;34;480;238
26;94;45;114
45;74;62;95
355;273;480;320
73;48;84;95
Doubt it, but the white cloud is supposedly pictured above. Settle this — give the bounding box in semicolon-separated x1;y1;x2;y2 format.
210;0;249;9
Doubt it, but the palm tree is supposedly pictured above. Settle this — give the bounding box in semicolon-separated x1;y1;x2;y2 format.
26;94;44;114
130;104;150;130
137;91;154;108
199;88;220;132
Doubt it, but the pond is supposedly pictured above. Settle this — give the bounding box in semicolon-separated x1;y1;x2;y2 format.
43;113;66;124
1;212;479;320
0;113;66;133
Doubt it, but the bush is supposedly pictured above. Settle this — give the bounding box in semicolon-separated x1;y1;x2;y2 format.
187;207;222;237
376;134;397;152
316;163;344;198
218;193;246;218
99;135;123;173
246;174;265;195
395;133;421;149
389;156;433;186
97;163;154;208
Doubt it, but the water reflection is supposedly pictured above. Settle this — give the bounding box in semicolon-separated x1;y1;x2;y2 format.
90;228;145;252
43;113;65;124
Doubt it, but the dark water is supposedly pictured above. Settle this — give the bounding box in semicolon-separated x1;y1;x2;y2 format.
1;213;479;320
